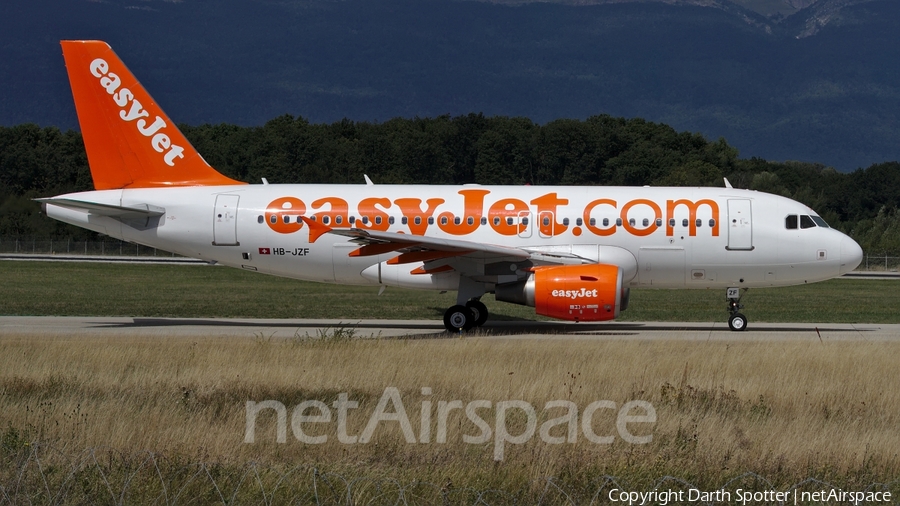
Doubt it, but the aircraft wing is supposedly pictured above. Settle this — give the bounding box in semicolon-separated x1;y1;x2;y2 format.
300;216;535;268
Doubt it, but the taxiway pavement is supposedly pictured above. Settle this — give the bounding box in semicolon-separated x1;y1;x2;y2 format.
1;316;897;341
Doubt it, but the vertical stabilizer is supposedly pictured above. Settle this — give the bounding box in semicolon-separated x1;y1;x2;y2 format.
60;40;245;189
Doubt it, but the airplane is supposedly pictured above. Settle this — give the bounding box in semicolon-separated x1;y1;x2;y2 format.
39;40;864;332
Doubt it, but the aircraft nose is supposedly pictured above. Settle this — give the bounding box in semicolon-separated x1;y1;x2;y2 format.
839;236;863;275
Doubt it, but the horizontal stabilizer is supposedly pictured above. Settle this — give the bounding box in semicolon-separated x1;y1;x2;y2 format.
36;198;165;217
37;197;166;230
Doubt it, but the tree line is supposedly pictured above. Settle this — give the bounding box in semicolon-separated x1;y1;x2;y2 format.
2;114;899;252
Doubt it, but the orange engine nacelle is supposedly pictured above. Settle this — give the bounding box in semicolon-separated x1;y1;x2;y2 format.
495;264;627;322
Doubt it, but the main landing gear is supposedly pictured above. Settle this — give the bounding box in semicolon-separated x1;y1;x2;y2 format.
726;287;748;331
443;299;489;332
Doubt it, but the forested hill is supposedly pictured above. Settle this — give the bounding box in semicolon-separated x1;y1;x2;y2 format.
2;0;900;170
2;116;899;252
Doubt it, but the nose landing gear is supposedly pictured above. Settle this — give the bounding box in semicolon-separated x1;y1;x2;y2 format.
726;287;748;331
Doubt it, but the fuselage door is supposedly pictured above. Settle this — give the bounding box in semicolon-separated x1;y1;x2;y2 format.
726;199;753;251
517;210;533;238
538;211;555;238
213;194;240;246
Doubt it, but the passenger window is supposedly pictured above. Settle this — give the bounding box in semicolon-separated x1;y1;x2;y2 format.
467;216;474;226
493;217;500;226
336;216;343;225
506;217;514;225
800;215;816;229
602;218;609;227
440;217;448;225
642;218;649;227
682;219;688;227
388;216;395;225
590;218;596;226
414;217;421;225
401;217;407;225
669;219;675;227
283;216;291;224
375;216;383;225
542;217;550;226
709;219;716;227
576;218;583;226
629;218;636;226
481;217;487;226
785;215;798;229
322;216;330;225
349;216;356;224
695;219;702;228
656;218;662;227
362;216;369;225
270;215;277;224
428;217;434;225
522;217;529;225
562;218;569;226
453;217;461;225
257;215;264;224
616;218;623;226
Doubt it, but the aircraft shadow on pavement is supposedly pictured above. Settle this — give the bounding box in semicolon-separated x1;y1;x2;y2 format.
88;318;867;338
93;318;446;331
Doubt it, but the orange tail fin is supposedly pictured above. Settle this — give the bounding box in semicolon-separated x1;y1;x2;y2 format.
60;40;245;189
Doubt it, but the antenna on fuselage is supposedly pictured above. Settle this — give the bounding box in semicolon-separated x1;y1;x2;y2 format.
723;177;733;189
364;174;374;185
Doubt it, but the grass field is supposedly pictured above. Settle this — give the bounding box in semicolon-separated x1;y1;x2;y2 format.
1;335;899;503
1;260;899;323
2;260;899;503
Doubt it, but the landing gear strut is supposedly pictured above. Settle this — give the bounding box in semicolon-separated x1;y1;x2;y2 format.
443;278;489;333
726;287;748;331
443;298;489;332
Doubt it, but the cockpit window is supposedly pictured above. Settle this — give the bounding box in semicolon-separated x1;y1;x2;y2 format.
800;215;816;229
785;215;798;229
811;216;830;228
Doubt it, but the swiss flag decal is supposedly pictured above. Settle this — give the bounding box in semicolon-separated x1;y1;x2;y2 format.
258;248;271;255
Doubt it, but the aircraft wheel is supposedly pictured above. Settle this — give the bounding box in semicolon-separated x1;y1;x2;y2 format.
728;313;748;332
444;305;475;332
466;300;489;327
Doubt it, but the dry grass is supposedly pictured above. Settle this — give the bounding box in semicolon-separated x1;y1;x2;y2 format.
1;333;899;495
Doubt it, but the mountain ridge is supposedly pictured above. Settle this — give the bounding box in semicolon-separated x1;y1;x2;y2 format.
474;0;876;36
1;0;898;171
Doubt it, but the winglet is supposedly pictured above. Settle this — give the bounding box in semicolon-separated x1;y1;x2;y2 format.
299;216;334;243
60;40;245;189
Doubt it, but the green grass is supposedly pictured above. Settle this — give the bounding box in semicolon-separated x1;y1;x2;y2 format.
1;260;898;323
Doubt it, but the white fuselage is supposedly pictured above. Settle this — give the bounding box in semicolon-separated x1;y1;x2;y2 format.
45;184;862;292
